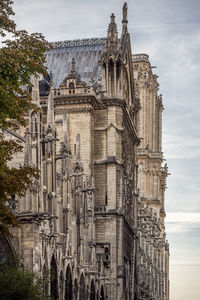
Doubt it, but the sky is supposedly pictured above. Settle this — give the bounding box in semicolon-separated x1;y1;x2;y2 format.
10;0;200;299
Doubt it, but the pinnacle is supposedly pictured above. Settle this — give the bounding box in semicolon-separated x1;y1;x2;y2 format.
110;13;115;23
71;57;76;72
49;70;54;87
107;13;118;36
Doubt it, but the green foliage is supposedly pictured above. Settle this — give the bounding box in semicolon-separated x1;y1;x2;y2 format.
0;261;51;300
0;0;16;37
0;138;39;235
0;0;50;129
0;0;51;235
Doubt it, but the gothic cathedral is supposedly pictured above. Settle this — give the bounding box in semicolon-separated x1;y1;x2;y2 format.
2;3;169;300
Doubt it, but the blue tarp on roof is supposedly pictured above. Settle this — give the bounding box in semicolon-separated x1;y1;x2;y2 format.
46;38;106;88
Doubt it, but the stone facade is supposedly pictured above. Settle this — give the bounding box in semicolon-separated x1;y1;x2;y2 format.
132;54;170;300
2;3;169;300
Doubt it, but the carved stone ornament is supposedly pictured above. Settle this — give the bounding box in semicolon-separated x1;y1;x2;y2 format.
73;161;83;174
59;142;71;156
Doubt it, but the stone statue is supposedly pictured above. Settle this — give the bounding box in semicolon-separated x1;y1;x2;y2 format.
123;2;128;23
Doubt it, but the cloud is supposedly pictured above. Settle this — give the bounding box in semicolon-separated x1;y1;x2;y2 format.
163;133;200;159
166;212;200;233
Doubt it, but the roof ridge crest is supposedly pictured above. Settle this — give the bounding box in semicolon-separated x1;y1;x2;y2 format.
53;37;106;48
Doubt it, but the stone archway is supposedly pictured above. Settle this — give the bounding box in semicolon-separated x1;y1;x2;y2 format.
65;265;72;300
50;255;58;299
79;273;85;300
0;236;16;266
90;279;95;300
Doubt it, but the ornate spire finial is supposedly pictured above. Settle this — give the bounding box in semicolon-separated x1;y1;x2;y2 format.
71;57;76;72
122;2;128;33
50;71;53;87
110;13;115;23
89;74;94;85
60;56;86;87
107;13;118;35
106;12;119;51
47;72;54;125
123;2;128;22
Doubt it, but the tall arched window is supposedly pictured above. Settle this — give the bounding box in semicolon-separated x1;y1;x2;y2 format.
69;82;75;94
50;255;58;299
100;286;105;300
79;273;85;300
43;263;48;295
74;278;78;299
59;271;63;299
65;265;72;300
90;280;96;300
69;82;74;89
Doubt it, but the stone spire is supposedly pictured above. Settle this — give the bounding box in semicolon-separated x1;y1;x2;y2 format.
60;57;86;87
24;128;30;166
47;71;54;125
63;114;68;145
31;75;40;105
105;13;119;54
50;71;53;86
76;134;80;160
122;2;128;34
71;57;76;72
60;114;71;156
66;57;79;79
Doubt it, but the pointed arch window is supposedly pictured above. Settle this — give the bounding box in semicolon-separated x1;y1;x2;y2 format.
43;263;48;295
65;265;72;300
50;255;58;299
90;280;96;300
79;274;85;300
69;82;75;94
73;278;78;299
100;286;105;300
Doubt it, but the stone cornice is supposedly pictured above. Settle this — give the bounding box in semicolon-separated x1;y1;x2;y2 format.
124;106;140;145
100;98;140;144
17;211;52;224
94;156;123;166
101;97;125;108
54;93;100;109
94;123;123;133
151;198;161;205
137;148;163;160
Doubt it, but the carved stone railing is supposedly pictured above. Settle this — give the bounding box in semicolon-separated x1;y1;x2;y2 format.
94;205;107;213
138;148;163;159
150;152;163;159
132;53;149;63
138;148;149;155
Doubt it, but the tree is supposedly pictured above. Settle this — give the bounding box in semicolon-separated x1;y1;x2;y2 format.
0;0;50;235
0;261;52;300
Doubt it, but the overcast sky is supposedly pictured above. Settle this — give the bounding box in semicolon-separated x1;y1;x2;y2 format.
11;0;200;299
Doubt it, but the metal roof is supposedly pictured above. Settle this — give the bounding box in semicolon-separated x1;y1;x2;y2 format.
46;38;106;88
